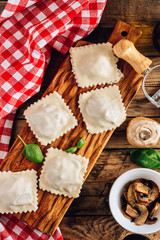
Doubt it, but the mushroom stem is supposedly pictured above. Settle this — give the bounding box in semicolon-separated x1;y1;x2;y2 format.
139;128;152;141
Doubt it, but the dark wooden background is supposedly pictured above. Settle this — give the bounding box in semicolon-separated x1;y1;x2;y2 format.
1;0;160;239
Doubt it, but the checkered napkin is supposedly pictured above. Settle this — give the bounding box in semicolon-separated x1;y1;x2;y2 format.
0;214;63;240
0;0;107;239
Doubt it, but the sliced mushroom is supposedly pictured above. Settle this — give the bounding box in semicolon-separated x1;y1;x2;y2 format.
123;191;128;201
121;178;160;226
133;189;150;206
121;207;132;219
133;179;159;205
145;217;158;224
127;117;160;148
124;181;134;192
134;203;149;225
136;193;151;206
127;183;137;206
137;180;159;204
121;194;131;219
126;204;139;218
134;180;150;195
149;200;159;216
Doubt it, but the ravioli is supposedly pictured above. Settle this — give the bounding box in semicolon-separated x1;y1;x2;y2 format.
39;148;89;198
78;85;126;134
70;42;123;88
0;170;38;214
24;92;78;145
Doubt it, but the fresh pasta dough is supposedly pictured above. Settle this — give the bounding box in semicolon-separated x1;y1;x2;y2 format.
70;42;123;88
39;148;89;198
78;85;126;134
0;170;38;214
24;92;78;145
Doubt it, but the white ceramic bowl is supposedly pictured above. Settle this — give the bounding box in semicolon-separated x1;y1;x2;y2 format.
109;168;160;234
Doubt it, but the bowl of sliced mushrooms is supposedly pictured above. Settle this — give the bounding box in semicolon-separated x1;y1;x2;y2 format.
109;168;160;234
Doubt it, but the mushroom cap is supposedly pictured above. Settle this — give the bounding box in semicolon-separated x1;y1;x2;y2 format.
127;117;160;148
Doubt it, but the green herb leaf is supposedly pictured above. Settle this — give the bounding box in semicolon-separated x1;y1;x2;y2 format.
65;137;85;153
77;137;85;148
23;144;44;163
65;147;77;153
18;135;44;163
130;148;160;169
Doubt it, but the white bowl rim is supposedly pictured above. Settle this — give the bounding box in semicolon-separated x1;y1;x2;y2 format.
109;168;160;234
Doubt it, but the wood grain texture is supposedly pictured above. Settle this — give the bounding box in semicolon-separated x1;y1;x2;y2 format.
60;216;160;240
0;21;143;235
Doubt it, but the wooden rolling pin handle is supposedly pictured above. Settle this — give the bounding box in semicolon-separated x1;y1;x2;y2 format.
113;39;152;74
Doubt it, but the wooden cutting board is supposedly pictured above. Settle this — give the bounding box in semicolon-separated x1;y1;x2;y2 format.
0;20;143;235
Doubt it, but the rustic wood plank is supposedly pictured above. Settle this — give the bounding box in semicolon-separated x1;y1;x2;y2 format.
60;216;124;240
0;21;143;235
60;216;160;240
101;0;160;28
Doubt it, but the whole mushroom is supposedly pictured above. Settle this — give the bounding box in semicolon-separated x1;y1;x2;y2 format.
127;117;160;148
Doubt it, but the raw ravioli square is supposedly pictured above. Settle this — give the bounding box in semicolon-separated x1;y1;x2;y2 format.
78;85;126;134
24;92;78;145
0;170;38;214
39;148;89;198
70;42;123;88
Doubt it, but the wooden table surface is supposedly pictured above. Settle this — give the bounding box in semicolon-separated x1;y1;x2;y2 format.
1;0;160;239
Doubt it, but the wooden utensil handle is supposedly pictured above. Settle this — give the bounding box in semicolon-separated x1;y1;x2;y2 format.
113;39;152;74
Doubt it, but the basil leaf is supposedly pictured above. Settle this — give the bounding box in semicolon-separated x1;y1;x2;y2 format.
130;148;160;169
65;147;77;153
77;137;85;148
18;135;44;163
23;144;44;163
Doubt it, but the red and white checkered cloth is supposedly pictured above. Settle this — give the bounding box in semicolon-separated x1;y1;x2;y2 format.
0;0;107;239
0;214;63;240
